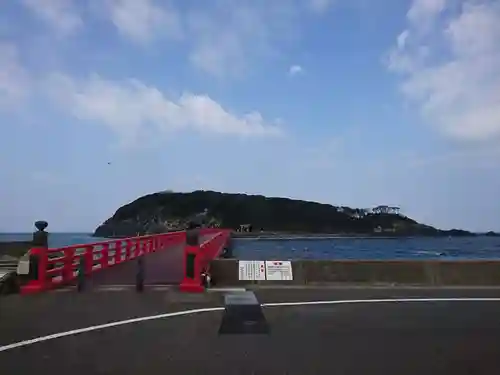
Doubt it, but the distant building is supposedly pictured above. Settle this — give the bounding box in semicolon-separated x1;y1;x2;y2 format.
239;224;252;232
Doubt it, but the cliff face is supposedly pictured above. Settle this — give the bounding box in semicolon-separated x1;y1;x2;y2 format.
93;190;475;238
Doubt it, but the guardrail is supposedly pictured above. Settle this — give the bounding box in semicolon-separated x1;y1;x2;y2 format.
20;228;225;295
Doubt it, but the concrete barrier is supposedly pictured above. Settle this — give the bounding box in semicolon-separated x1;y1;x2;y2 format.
209;259;500;287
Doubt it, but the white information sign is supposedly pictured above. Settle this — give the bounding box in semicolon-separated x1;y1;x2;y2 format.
265;260;293;281
238;261;266;281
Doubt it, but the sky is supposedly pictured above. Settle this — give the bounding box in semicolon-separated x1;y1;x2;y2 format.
0;0;499;233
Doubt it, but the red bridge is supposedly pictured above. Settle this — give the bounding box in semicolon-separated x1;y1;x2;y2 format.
20;228;231;294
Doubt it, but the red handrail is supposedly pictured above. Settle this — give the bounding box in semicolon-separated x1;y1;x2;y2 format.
199;230;230;274
20;228;226;294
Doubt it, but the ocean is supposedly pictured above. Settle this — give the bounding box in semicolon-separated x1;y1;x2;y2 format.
2;232;500;260
234;236;500;260
0;233;107;248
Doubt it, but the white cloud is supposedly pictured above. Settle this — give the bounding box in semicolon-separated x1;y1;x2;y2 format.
44;73;283;145
18;0;334;78
21;0;83;36
406;0;447;28
0;43;30;108
103;0;182;44
387;0;500;142
97;0;301;76
186;0;300;77
289;64;304;76
176;0;338;77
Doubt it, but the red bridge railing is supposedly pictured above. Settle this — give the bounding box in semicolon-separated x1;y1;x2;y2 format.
180;229;231;292
21;228;229;295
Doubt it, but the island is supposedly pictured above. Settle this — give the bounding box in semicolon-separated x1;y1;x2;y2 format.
92;190;485;238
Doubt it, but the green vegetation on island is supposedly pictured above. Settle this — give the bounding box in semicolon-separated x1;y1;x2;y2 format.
93;190;483;238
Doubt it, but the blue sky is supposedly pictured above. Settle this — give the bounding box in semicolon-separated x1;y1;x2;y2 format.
1;0;499;232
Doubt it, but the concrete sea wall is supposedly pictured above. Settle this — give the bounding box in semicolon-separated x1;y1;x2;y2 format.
210;259;500;286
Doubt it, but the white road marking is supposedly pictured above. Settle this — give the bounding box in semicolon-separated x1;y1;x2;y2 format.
260;297;500;307
2;297;500;353
251;284;500;290
0;307;224;353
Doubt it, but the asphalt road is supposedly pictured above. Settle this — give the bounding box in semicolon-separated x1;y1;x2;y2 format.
1;287;500;374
